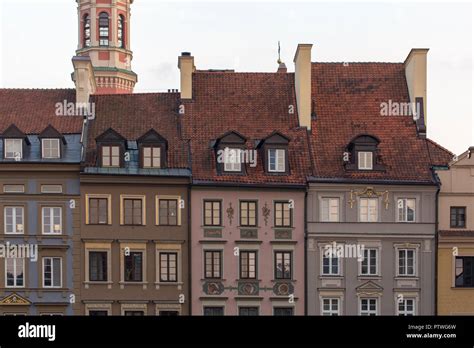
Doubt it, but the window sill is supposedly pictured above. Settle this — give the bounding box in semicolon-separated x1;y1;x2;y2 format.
84;281;113;290
395;276;419;280
119;281;149;290
358;276;381;280
451;286;474;290
155;282;183;290
319;275;343;279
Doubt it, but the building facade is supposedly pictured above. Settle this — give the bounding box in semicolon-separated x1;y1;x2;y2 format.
437;147;474;315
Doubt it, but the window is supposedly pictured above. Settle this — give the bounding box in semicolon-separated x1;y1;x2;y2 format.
124;252;143;282
398;198;416;222
240;251;257;279
275;201;292;227
321;298;340;316
204;251;222;279
359;198;378;222
398;249;415;276
89;198;108;225
4;207;24;234
398;298;415;316
322;252;340;276
102;145;120;167
203;307;224;316
4;139;22;159
159;252;177;282
89;251;108;282
275;251;292;279
3;185;24;193
42;207;62;235
450;207;466;228
143;146;161;168
240;201;257;227
273;307;294;316
89;310;108;316
99;12;109;46
118;15;125;48
223;148;242;172
268;149;286;172
204;200;221;226
41;185;63;194
159;199;178;226
43;257;62;288
42;139;60;159
123;199;142;225
358;151;373;170
360;249;378;276
124;311;145;316
321;198;339;222
6;258;24;288
159;311;179;316
83;14;91;47
239;307;259;316
455;257;474;287
360;298;378;316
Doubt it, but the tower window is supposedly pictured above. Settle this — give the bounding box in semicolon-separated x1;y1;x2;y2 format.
99;12;109;46
83;14;91;47
118;15;125;48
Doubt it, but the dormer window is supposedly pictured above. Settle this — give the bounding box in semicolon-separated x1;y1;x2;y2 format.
102;146;120;167
137;129;168;169
345;135;384;172
143;146;161;168
224;148;242;172
257;132;290;175
42;139;60;159
268;148;286;172
213;131;247;175
358;151;373;170
1;124;30;161
5;139;22;159
95;128;127;169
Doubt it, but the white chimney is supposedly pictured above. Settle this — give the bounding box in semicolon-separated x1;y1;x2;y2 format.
404;48;429;125
178;52;195;100
293;44;313;130
72;56;97;105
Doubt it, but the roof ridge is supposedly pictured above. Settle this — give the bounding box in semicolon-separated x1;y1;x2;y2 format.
426;137;455;156
93;92;179;97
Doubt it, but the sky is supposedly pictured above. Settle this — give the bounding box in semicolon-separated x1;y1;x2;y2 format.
0;0;472;154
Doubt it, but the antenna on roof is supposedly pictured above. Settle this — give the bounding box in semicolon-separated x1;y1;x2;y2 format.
277;41;282;64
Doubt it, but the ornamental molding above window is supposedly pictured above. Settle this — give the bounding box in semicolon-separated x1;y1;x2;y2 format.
348;187;389;209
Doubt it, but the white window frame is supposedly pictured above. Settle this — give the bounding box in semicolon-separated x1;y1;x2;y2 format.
397;198;416;223
223;148;242;172
397;297;416;316
4;206;24;234
143;146;161;169
359;298;378;316
41;138;60;159
358;151;373;170
321;298;340;316
42;257;62;288
321;198;340;222
359;248;379;276
41;185;63;194
4;139;22;160
42;207;62;235
359;198;378;222
268;149;286;173
397;248;416;277
102;145;120;167
321;252;340;276
5;258;25;288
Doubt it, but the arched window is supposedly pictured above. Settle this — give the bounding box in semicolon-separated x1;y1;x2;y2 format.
83;14;91;48
118;15;125;48
99;12;109;46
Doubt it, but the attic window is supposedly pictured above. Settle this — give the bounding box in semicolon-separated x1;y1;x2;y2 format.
42;139;60;159
143;146;161;168
95;128;127;169
258;132;290;175
137;129;168;169
102;146;120;167
358;151;373;170
345;135;384;172
268;149;286;172
4;139;22;160
224;148;242;172
213;131;247;175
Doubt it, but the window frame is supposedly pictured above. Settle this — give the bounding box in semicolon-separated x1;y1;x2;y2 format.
88;250;109;282
203;306;224;316
274;201;292;228
359;198;378;222
101;145;121;168
203;200;222;227
455;256;474;288
83;14;91;47
397;298;416;316
239;250;258;280
98;12;110;46
321;197;340;222
159;252;178;283
450;207;467;228
87;195;111;225
158;199;178;226
239;200;258;227
397;198;416;223
124;251;144;283
238;307;259;316
357;151;373;170
41;207;62;235
122;198;144;226
321;298;340;316
359;298;378;316
142;145;162;169
274;251;292;280
41;138;61;159
268;148;286;173
322;252;340;276
5;257;25;288
204;250;222;279
4;206;24;235
397;248;416;277
118;14;125;48
359;248;379;276
4;139;23;160
42;257;62;288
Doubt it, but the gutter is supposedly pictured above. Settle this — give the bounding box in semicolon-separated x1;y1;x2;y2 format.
432;169;442;316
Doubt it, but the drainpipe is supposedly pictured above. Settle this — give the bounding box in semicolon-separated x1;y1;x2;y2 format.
434;184;440;316
187;183;192;315
304;187;308;316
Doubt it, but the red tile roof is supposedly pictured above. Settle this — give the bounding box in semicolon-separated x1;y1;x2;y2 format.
0;89;83;134
182;72;312;185
426;138;454;167
84;93;189;168
309;62;452;183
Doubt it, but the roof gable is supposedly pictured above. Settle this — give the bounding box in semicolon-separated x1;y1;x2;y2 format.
38;124;67;144
137;129;168;147
214;131;247;148
95;128;127;144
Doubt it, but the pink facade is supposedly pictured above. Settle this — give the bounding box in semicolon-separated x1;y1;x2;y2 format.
191;187;306;315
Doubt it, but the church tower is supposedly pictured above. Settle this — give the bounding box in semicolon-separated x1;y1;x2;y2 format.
75;0;137;94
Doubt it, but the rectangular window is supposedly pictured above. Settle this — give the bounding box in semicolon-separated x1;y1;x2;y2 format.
89;198;108;225
239;307;259;316
203;307;224;316
360;298;378;316
268;149;286;172
360;249;378;276
123;199;143;225
124;252;143;282
124;311;145;316
102;146;120;167
322;253;340;276
3;185;24;193
240;201;257;227
273;307;294;316
358;151;373;170
4;139;22;159
4;207;24;234
275;251;292;279
398;198;416;222
224;148;242;172
455;256;474;287
398;298;415;316
143;147;161;168
450;207;466;228
275;201;292;227
204;200;221;226
239;251;257;279
43;257;62;288
321;198;339;222
398;249;415;276
159;252;178;282
359;198;378;222
89;310;108;316
42;139;60;159
42;207;62;235
159;311;179;316
41;185;63;194
89;251;108;282
321;298;340;316
159;199;178;226
204;251;222;279
6;258;24;288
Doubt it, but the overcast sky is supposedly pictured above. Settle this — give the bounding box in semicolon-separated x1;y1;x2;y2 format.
0;0;472;154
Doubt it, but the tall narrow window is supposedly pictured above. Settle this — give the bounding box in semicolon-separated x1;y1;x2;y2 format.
159;252;178;282
204;201;221;226
398;249;415;276
450;207;466;228
360;249;378;276
275;202;292;227
89;251;108;282
455;256;474;287
4;207;24;234
240;201;257;227
398;198;416;222
268;149;286;172
358;151;373;170
89;198;108;225
397;298;415;316
322;252;340;276
204;251;222;279
321;198;339;222
124;252;143;282
274;251;292;279
83;14;91;47
43;257;62;288
123;199;143;226
42;207;62;235
99;12;109;46
359;198;378;222
6;258;24;288
360;298;378;316
118;15;125;48
239;251;257;279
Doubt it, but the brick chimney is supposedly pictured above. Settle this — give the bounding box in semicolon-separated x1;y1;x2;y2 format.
178;52;195;100
293;44;312;130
